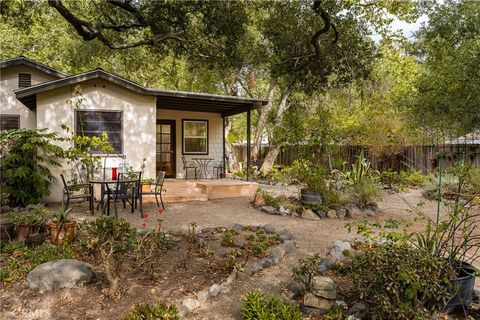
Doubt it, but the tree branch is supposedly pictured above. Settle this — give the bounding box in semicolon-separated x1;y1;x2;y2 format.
311;0;333;59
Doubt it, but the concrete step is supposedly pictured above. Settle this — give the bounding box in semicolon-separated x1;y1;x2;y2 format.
143;179;208;203
196;180;258;199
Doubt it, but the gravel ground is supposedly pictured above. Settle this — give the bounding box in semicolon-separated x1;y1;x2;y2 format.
62;188;480;319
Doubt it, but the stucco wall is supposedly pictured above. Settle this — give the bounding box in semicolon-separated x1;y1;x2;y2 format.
36;79;157;202
156;109;224;179
0;65;59;129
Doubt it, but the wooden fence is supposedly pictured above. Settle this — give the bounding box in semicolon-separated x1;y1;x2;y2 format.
233;144;480;173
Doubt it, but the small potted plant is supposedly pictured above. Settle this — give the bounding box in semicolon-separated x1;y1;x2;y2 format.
141;177;155;193
8;205;50;244
8;211;30;241
26;206;51;246
49;207;76;245
291;160;326;205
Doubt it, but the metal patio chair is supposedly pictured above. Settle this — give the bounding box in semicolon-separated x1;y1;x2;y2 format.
141;171;166;210
182;156;198;180
60;174;94;213
104;172;140;218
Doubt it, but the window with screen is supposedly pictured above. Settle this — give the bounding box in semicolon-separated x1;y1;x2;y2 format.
18;73;32;88
0;114;20;131
182;120;208;154
76;111;122;153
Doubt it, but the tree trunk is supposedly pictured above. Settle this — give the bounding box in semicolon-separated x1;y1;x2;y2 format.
224;117;239;172
102;251;119;295
260;144;282;174
259;87;292;174
252;77;278;161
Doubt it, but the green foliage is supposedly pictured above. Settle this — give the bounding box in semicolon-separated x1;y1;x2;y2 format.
7;205;51;231
0;242;74;283
352;180;380;209
80;217;137;293
221;229;238;247
81;217;137;257
0;129;64;206
247;229;279;257
283;159;327;192
258;190;282;208
422;164;480;200
381;170;428;189
292;254;321;294
62;114;115;183
348;243;455;320
50;206;74;224
322;305;350;320
413;0;480;133
123;302;179;320
241;291;302;320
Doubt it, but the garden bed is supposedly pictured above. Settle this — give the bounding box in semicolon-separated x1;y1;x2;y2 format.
0;221;293;319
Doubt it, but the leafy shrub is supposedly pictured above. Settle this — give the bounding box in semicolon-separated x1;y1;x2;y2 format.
422;164;480;200
403;170;428;187
259;190;282;208
0;242;74;283
8;205;51;233
348;243;455;320
221;229;238;246
246;229;279;257
292;254;321;294
80;217;137;293
0;129;64;206
422;173;459;200
353;179;380;208
242;291;302;320
381;170;428;189
123;301;179;320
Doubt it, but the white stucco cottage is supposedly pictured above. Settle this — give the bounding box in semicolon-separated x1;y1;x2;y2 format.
0;57;265;202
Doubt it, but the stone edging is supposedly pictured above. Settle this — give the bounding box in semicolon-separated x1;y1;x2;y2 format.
178;224;295;318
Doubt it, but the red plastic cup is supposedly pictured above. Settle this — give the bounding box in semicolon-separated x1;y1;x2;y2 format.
112;167;118;180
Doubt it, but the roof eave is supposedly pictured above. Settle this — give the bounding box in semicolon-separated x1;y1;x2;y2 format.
0;56;69;78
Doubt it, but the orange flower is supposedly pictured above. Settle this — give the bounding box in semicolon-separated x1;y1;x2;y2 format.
142;223;146;228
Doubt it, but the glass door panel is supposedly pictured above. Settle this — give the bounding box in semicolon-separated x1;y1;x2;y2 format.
156;120;176;177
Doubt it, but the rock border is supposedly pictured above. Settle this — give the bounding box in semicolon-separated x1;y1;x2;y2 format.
255;202;379;220
289;238;368;318
178;223;295;318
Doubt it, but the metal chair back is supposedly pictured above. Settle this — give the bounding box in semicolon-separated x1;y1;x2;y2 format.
155;171;166;192
60;174;69;191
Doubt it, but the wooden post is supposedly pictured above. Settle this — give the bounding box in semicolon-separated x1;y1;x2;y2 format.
246;110;251;181
222;116;226;178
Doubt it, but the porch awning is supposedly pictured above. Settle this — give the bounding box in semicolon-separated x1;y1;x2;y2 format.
155;90;266;117
14;68;267;116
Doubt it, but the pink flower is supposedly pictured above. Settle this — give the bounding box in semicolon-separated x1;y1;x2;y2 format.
143;214;149;219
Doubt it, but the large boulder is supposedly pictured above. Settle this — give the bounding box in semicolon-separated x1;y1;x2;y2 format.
301;209;321;221
303;292;334;310
261;206;277;215
345;204;364;218
27;259;93;291
311;276;337;299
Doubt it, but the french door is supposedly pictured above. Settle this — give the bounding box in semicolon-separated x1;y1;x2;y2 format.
156;120;176;178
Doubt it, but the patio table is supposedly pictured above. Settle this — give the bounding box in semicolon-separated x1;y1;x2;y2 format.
192;157;215;179
90;178;138;216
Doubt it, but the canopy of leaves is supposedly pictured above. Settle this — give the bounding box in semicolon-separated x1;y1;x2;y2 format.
413;0;480;134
